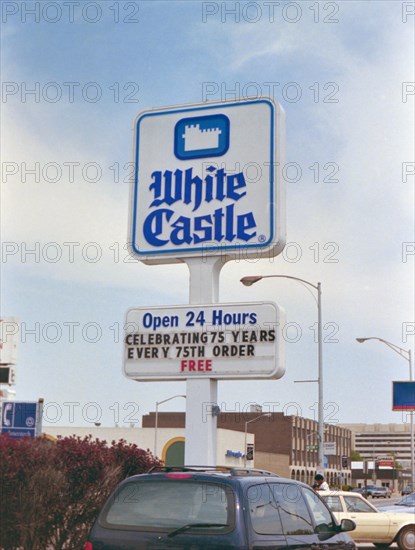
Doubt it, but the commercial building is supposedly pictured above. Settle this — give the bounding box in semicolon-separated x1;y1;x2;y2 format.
44;424;254;468
340;423;413;491
350;461;407;492
142;411;352;486
340;423;413;466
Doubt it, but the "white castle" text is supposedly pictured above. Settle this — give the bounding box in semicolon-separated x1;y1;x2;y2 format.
142;165;258;247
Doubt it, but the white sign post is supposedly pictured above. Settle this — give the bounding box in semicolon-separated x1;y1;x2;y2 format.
129;98;285;465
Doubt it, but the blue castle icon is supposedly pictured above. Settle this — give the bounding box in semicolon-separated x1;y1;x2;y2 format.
174;114;230;160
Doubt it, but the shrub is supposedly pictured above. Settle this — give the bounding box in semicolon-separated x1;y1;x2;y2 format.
0;434;160;549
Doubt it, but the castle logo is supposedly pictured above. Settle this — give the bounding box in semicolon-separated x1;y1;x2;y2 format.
174;114;230;160
183;124;222;151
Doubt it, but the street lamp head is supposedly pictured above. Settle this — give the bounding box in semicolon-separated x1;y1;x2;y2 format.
356;338;368;343
246;412;272;426
156;394;186;407
240;276;263;287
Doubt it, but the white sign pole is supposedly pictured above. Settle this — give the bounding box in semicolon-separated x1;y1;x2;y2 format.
185;256;223;465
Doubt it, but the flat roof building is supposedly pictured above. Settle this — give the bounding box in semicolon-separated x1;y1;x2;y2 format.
340;423;413;467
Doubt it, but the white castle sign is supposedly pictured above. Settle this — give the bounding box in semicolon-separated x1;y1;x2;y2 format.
129;98;285;264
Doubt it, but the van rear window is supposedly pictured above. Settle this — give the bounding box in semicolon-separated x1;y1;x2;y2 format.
101;480;235;532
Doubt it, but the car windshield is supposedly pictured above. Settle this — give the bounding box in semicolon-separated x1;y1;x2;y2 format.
102;479;234;530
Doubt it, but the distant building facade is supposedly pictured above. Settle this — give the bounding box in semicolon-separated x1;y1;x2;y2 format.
340;423;413;466
43;424;253;468
142;411;352;486
340;423;413;491
350;461;406;492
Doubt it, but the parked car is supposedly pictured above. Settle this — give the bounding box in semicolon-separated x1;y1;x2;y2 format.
379;493;415;514
402;485;414;496
357;485;392;498
368;486;392;498
353;484;376;497
85;466;356;550
321;489;414;550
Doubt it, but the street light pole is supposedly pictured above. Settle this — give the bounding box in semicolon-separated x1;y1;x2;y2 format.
305;431;318;484
154;394;186;458
241;275;325;472
317;282;324;473
356;337;414;489
244;413;272;467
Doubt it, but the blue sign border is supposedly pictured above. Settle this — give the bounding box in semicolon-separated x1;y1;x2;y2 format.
131;99;276;258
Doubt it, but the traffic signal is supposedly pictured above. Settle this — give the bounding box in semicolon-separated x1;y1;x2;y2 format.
246;443;254;461
341;456;348;468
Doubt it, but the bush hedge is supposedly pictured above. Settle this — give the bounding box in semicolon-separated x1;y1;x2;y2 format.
0;434;160;549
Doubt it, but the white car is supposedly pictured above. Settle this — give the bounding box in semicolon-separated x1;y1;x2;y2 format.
379;493;415;514
320;490;414;550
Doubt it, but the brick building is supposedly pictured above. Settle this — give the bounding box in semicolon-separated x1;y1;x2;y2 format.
142;411;352;486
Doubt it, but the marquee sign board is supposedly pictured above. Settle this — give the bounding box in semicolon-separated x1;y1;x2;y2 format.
129;98;285;264
123;302;285;381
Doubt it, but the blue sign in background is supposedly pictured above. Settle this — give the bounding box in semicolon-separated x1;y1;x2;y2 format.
1;401;41;438
393;381;415;411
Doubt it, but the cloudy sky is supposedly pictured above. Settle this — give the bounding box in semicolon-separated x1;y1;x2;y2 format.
1;0;414;430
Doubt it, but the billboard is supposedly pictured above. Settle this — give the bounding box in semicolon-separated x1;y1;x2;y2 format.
129;98;285;264
124;302;285;381
393;381;415;411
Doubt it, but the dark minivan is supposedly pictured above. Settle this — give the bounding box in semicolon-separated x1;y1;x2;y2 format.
85;466;356;550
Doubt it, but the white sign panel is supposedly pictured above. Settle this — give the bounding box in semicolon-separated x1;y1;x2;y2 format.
129;98;285;264
324;442;337;456
123;302;285;381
